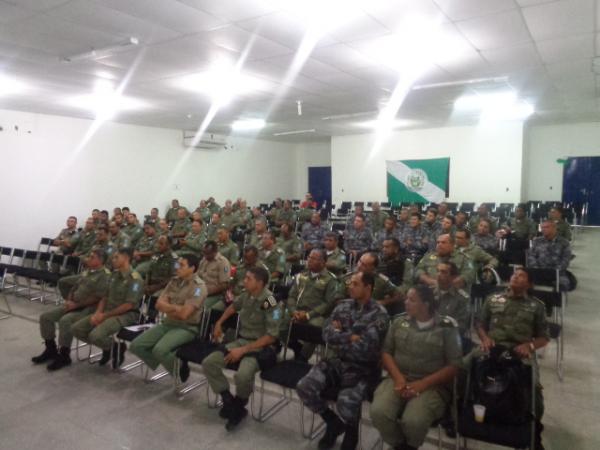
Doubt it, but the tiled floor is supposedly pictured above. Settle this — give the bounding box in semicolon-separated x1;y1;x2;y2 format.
0;229;597;450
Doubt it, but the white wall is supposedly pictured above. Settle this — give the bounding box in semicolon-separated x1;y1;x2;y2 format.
0;109;304;249
331;122;524;207
523;122;600;201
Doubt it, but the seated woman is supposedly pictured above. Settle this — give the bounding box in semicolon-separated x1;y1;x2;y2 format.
370;285;462;450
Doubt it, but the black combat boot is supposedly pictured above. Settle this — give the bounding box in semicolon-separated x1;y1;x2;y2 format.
32;339;58;364
219;390;235;419
47;347;72;371
225;396;248;431
98;349;112;366
318;409;345;450
179;360;190;383
340;422;359;450
112;342;127;368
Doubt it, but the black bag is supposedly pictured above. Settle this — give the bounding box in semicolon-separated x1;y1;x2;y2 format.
471;346;531;425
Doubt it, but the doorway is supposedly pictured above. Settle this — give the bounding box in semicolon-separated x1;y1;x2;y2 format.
562;157;600;225
308;166;332;209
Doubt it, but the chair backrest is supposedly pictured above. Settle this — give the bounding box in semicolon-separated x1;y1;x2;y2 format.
10;248;26;265
38;251;53;264
0;247;12;260
530;289;562;310
288;322;325;345
51;253;66;268
526;267;559;290
65;255;82;273
23;250;39;268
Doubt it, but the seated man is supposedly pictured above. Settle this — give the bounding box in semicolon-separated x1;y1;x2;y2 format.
374;216;400;252
229;245;269;297
71;248;144;367
132;223;157;277
130;255;207;379
258;231;286;283
401;213;427;256
422;207;441;251
396;208;410;235
369;202;389;234
166;199;185;225
146;207;160;229
277;222;303;266
378;237;405;287
455;229;498;272
108;221;131;250
220;204;240;231
197;240;231;311
71;217;97;257
177;220;206;258
454;211;469;232
338;252;403;316
195;199;212;224
527;220;572;290
434;262;469;338
32;249;110;371
233;199;252;228
549;206;572;241
468;204;497;233
345;204;371;230
297;272;389;450
123;213;144;247
144;235;177;298
301;212;327;252
324;232;347;277
203;266;281;430
171;208;191;240
499;204;537;241
343;214;373;260
370;285;461;450
276;199;297;227
53;216;79;254
248;216;268;249
475;267;549;449
216;226;240;266
415;234;475;291
282;249;338;361
472;219;498;254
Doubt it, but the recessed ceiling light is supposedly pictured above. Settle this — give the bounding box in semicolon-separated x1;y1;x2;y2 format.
273;129;316;136
0;74;29;96
65;86;147;120
354;119;418;129
231;118;266;131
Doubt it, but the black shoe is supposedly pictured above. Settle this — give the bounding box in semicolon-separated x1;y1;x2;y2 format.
98;350;112;366
225;397;248;431
47;347;71;371
340;423;359;450
179;361;190;383
112;342;126;368
32;340;58;364
219;391;235;419
318;410;345;450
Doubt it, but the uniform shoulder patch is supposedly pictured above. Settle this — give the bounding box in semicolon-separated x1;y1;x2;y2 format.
440;315;458;328
103;268;111;274
131;271;142;280
326;271;337;280
262;295;278;310
378;273;390;282
457;289;469;299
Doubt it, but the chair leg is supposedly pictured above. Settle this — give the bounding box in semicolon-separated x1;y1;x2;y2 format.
0;293;12;319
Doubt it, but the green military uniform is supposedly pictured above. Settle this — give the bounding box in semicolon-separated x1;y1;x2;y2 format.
337;271;398;301
457;243;498;271
132;234;157;277
468;214;497;233
233;208;252;228
171;218;191;237
197;253;231;310
207;201;221;215
221;212;240;231
415;250;475;289
72;230;96;255
554;219;571;241
40;267;110;348
165;207;179;224
71;269;144;351
281;269;337;359
370;313;462;449
202;288;281;400
123;224;144;247
54;227;79;254
297;207;314;223
278;208;297;225
370;210;389;233
268;207;282;224
504;216;537;240
206;223;220;241
196;207;211;224
248;231;265;250
276;234;303;264
325;248;347;276
231;261;270;296
57;241;115;296
177;230;206;257
145;251;178;294
110;231;131;250
130;275;207;375
218;240;240;265
259;246;286;281
434;286;470;336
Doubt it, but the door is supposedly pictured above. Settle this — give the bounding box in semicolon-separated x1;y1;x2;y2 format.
308;166;332;209
563;157;600;225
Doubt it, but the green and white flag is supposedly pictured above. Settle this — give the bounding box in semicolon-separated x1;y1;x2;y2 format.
386;157;449;204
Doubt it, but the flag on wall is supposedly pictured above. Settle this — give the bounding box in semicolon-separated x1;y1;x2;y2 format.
386;157;450;204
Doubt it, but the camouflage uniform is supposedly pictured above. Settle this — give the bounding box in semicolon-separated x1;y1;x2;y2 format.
415;251;475;293
468;214;498;233
369;210;389;233
301;222;326;249
401;226;427;254
373;228;400;252
422;221;441;252
165;207;179;224
39;267;110;348
343;227;373;254
370;314;462;448
433;286;470;336
377;255;405;286
123;224;144;247
71;269;144;351
202;288;281;400
296;299;389;424
325;248;347;276
297;207;315;223
109;231;131;250
337;271;398;302
472;233;498;254
278;208;297;225
457;243;498;271
171;218;191;237
54;227;79;254
130;275;207;375
233;208;252;228
145;251;178;294
72;230;96;256
527;236;572;271
196;207;212;224
218;239;240;265
282;269;338;359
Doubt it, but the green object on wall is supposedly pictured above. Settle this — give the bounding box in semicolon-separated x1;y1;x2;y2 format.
556;158;567;164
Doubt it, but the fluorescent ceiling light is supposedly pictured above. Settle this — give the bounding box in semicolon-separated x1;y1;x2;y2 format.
65;81;147;120
355;119;418;129
231;118;266;131
412;76;509;91
0;74;29;96
322;111;377;121
454;92;517;111
279;0;363;35
481;102;535;122
273;129;316;136
174;60;265;107
61;37;139;63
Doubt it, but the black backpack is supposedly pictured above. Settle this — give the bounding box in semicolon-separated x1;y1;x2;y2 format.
470;346;531;425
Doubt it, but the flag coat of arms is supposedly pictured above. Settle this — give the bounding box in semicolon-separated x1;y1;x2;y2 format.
386;158;450;204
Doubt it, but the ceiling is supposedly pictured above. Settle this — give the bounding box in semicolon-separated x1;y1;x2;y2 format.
0;0;599;142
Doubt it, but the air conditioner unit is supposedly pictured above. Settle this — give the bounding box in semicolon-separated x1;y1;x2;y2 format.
182;131;227;149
